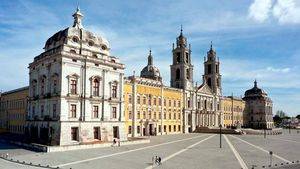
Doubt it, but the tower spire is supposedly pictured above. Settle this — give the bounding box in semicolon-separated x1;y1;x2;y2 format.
148;49;153;65
180;24;183;35
210;41;213;50
254;79;257;87
72;6;84;29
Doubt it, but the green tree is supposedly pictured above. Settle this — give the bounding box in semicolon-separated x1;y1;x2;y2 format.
296;114;300;119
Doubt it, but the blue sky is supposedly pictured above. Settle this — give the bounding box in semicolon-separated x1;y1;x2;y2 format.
0;0;299;116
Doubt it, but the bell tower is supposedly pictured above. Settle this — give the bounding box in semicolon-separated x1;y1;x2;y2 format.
203;42;222;96
170;27;193;90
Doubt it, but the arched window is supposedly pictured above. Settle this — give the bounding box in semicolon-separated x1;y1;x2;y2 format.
32;80;37;97
40;77;46;96
186;69;190;80
207;78;211;87
176;53;180;63
176;69;180;80
93;79;100;96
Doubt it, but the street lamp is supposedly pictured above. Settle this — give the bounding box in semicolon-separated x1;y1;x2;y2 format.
219;124;222;148
269;151;273;167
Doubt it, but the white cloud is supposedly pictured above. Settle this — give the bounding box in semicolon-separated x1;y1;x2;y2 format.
273;0;300;24
248;0;273;23
248;0;300;24
266;66;290;73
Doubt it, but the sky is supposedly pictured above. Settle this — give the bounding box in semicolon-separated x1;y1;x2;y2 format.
0;0;299;116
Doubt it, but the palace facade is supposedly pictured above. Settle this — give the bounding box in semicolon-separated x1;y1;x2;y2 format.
26;8;126;145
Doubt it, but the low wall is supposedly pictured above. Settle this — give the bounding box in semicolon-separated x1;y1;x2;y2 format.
241;128;283;135
47;139;149;152
0;138;149;153
193;127;243;134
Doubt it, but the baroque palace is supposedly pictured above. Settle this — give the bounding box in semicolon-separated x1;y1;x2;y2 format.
0;8;274;146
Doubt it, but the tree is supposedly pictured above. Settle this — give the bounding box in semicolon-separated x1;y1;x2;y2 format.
296;114;300;119
273;115;282;126
276;110;286;118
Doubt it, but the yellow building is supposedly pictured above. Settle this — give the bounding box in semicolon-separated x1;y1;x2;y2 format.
124;76;183;137
222;96;245;128
0;87;29;134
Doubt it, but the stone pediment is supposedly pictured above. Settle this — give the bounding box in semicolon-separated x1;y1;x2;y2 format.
197;82;213;95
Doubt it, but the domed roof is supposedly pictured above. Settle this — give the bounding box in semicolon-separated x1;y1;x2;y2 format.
244;80;267;97
43;7;110;55
140;50;162;81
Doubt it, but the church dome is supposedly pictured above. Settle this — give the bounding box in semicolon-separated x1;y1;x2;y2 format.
140;50;162;81
244;80;267;97
43;7;110;55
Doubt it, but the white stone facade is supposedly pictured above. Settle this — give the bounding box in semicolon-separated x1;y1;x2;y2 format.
26;8;126;145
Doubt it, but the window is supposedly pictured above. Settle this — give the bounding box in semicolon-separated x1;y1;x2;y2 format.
178;113;181;119
186;69;190;79
32;106;35;117
137;111;140;119
174;113;176;119
70;104;76;118
112;107;117;118
207;64;212;74
176;52;180;63
129;95;132;104
137;126;140;134
164;125;166;132
185;52;189;63
164;100;166;106
154;98;157;105
53;104;57;118
112;85;117;98
169;125;171;132
53;78;58;94
176;69;180;80
71;80;77;94
93;79;100;96
41;105;44;117
41;78;45;96
143;97;146;104
148;97;151;105
154;112;156;119
93;106;99;118
174;125;176;132
169;113;171;119
128;126;132;134
164;112;166;119
169;100;171;107
178;125;181;132
137;96;140;104
71;127;78;141
88;40;94;46
178;101;181;107
158;125;161;132
143;111;146;119
32;81;37;96
148;112;151;119
129;111;132;119
72;36;79;43
94;127;100;139
159;98;162;106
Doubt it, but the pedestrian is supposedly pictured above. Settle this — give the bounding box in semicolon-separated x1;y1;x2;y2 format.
112;138;116;147
157;156;162;165
118;139;120;147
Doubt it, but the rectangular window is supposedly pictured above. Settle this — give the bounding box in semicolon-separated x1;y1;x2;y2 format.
148;112;151;119
128;126;132;134
164;125;166;132
158;125;161;132
137;96;140;104
174;125;176;132
71;127;78;141
137;126;140;134
169;125;171;132
159;98;162;106
178;125;181;132
154;98;156;105
93;127;100;139
112;85;117;98
41;105;44;117
129;111;132;119
143;97;146;104
70;104;76;118
143;111;146;119
174;100;176;107
137;111;140;119
53;104;57;118
154;112;156;119
169;113;171;119
112;107;117;118
129;95;132;104
71;80;77;94
169;100;171;107
93;106;99;118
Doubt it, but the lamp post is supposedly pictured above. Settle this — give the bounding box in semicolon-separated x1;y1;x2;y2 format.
219;124;222;148
269;151;273;166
